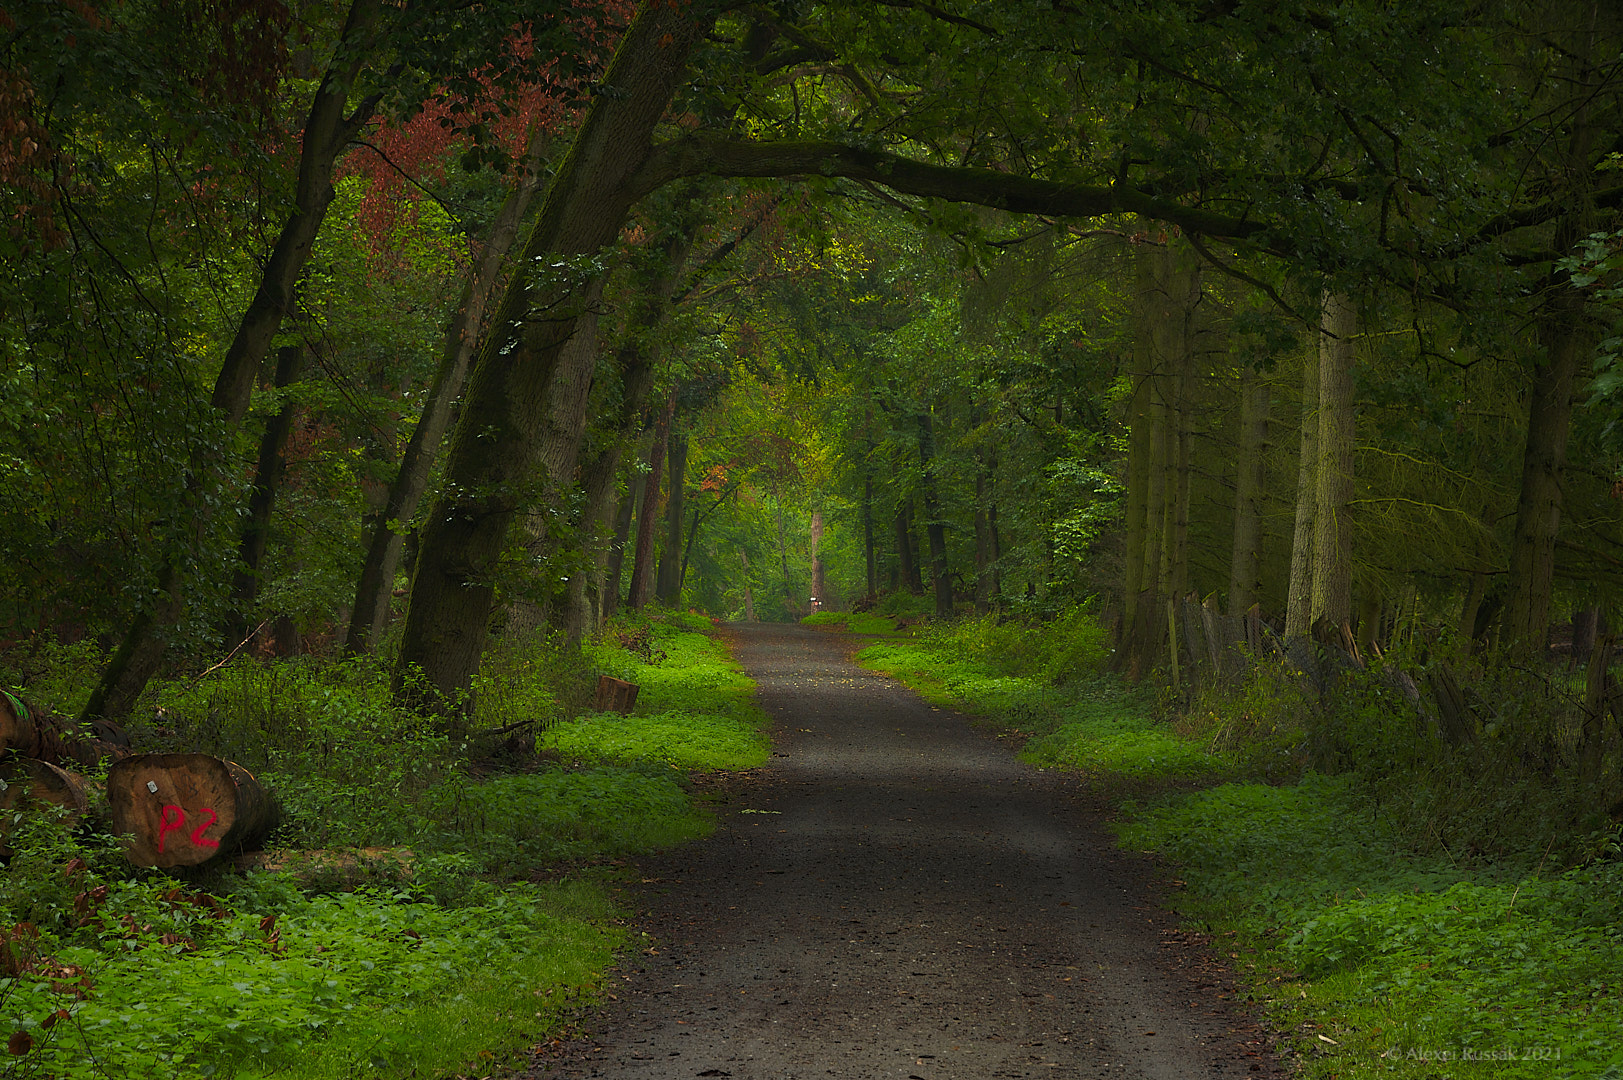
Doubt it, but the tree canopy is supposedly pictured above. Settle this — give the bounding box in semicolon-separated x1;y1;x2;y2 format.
2;0;1619;720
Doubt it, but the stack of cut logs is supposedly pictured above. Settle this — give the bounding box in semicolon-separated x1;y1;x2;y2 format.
0;689;277;868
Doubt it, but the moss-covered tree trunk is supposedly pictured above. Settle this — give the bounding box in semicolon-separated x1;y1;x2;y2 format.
564;217;697;641
626;396;675;613
344;132;549;656
227;344;305;642
392;3;714;719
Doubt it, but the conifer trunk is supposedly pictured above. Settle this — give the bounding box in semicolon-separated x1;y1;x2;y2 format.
1503;10;1602;657
1285;329;1321;639
1311;291;1356;631
1227;365;1269;616
895;502;919;594
917;413;953;619
862;475;877;600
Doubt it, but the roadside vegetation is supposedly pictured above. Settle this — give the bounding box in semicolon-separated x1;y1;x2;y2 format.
840;608;1623;1080
0;612;763;1080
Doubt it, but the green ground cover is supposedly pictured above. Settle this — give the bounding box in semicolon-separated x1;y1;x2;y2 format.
851;611;1623;1080
0;612;759;1080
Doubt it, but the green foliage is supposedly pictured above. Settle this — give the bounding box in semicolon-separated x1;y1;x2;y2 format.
420;768;708;883
872;591;933;619
1183;655;1315;769
143;656;454;851
0;636;107;722
1118;776;1463;925
543;712;768;772
1123;777;1623;1079
1021;704;1225;782
0;876;617;1080
547;612;770;771
0;613;768;1079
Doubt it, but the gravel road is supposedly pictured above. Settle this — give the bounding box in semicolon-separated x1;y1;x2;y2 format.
525;622;1289;1080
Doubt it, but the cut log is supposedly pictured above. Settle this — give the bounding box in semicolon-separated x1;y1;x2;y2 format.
593;675;639;714
0;758;90;856
1;688;130;767
107;754;279;868
0;688;51;758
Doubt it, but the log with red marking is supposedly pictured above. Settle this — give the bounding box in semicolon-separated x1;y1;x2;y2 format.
106;754;279;868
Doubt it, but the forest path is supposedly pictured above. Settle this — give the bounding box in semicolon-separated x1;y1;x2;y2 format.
526;622;1284;1080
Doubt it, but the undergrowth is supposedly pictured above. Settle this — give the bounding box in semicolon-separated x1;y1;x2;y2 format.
0;610;758;1079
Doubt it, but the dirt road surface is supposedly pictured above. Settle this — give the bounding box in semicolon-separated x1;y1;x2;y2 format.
525;622;1289;1079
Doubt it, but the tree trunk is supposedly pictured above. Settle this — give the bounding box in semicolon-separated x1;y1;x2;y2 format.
626;396;675;612
506;308;603;635
1119;350;1153;653
1573;606;1601;665
561;211;697;641
603;436;648;618
775;487;793;611
392;2;713;719
974;466;993;615
740;550;755;621
1156;253;1198;603
1228;364;1269;616
1311;290;1356;631
988;498;1003;604
917;413;953;619
1458;568;1491;644
82;0;383;722
228;344;306;641
809;508;825;609
895;501;920;594
1285;325;1321;639
654;428;689;605
862;474;877;600
1503;19;1600;658
346;133;549;655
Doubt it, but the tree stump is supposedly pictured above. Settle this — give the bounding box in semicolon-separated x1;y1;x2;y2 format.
0;759;90;857
107;754;279;867
594;676;639;714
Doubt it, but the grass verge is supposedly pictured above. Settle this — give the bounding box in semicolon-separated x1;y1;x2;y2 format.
850;613;1623;1080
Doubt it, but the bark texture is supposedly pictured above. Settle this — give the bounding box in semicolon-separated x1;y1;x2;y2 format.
392;3;714;717
346;133;550;655
1227;365;1269;616
1284;329;1321;639
1311;291;1357;631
